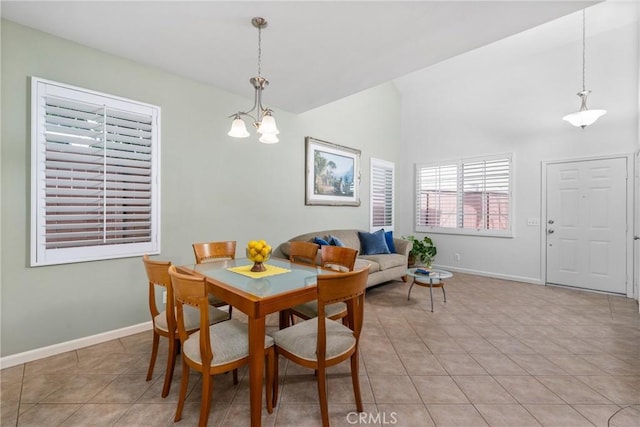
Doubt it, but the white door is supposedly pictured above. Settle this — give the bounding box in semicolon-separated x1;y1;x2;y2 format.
546;157;627;294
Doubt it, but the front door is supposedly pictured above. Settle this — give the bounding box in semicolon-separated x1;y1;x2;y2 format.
546;157;627;294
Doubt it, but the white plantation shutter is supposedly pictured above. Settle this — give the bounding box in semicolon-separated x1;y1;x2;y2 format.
461;158;510;231
31;78;161;266
416;163;458;229
415;154;512;237
370;158;394;231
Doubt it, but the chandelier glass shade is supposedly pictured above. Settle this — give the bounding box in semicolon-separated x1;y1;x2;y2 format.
562;9;606;129
228;17;279;143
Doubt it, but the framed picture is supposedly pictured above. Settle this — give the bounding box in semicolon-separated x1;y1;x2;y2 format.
305;137;361;206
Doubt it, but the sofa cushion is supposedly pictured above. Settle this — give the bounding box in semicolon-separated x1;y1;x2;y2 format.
384;230;396;253
356;258;379;274
328;234;345;247
313;236;330;246
359;253;405;271
321;230;360;251
358;229;390;255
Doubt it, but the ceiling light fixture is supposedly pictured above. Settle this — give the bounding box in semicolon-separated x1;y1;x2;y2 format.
562;9;606;129
227;17;279;144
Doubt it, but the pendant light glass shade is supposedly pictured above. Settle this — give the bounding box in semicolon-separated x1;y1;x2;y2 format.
563;109;607;128
259;133;279;144
228;117;250;138
257;113;279;135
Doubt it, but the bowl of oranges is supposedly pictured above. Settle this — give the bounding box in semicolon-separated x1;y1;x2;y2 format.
246;240;272;272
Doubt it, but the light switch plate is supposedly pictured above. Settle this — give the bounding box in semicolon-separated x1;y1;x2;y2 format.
527;218;540;226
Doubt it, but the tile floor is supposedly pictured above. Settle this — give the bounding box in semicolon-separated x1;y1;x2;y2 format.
2;273;639;426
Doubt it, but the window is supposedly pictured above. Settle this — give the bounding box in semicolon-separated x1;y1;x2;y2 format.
31;77;161;266
415;154;512;237
370;158;394;231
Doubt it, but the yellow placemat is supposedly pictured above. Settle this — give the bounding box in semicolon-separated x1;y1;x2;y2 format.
227;264;291;279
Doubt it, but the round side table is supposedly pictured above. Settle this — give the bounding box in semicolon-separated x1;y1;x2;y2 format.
406;268;453;312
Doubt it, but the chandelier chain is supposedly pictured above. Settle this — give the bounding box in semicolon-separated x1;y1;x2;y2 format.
257;24;262;78
582;9;586;91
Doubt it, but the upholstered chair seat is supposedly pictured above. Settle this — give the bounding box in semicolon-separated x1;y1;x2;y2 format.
272;318;355;362
183;319;275;366
154;306;228;333
289;301;347;321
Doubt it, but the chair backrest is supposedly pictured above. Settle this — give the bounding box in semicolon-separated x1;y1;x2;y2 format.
192;241;237;264
143;255;175;331
320;245;358;272
316;267;369;359
289;241;320;266
168;265;213;365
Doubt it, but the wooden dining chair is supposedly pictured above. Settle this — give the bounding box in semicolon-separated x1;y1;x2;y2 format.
168;266;275;427
142;255;229;398
192;241;237;264
289;245;359;324
192;241;236;316
288;240;320;266
320;245;358;272
271;268;369;427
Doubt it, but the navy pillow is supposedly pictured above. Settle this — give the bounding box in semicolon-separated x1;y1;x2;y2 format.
358;229;391;255
313;236;330;246
328;235;345;247
384;230;396;253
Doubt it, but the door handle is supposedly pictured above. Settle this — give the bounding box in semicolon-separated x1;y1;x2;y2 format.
548;229;555;234
635;236;640;240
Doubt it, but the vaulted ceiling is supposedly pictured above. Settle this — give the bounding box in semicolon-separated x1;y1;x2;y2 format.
1;1;597;113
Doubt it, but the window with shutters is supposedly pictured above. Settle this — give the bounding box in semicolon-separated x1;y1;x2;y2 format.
30;77;161;266
415;154;512;237
370;158;394;231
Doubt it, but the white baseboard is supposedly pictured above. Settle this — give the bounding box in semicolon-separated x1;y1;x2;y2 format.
0;321;153;369
434;264;544;286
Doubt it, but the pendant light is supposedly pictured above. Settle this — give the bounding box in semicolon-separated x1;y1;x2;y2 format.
228;17;279;143
562;9;606;129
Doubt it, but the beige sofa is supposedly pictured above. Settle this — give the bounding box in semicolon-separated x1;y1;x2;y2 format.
273;229;411;288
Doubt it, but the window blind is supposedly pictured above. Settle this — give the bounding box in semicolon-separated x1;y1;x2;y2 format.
370;158;394;231
31;78;160;266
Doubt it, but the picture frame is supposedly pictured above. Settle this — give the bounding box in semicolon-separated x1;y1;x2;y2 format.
305;137;361;206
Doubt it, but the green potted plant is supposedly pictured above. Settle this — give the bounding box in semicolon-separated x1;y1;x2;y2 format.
403;235;437;268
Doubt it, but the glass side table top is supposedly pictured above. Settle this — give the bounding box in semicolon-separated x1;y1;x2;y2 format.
407;268;452;283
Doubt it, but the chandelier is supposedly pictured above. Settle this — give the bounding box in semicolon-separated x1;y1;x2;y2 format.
227;17;279;144
562;9;606;129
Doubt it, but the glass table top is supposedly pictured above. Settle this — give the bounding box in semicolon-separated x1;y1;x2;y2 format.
189;258;324;297
407;267;452;282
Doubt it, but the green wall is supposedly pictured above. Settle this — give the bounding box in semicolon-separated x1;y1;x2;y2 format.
0;20;401;357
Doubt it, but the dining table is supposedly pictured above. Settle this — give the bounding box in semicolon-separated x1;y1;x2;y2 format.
176;257;327;427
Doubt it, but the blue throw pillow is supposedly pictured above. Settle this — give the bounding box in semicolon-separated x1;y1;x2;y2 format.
313;236;330;246
358;229;390;255
328;235;345;247
384;230;396;253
